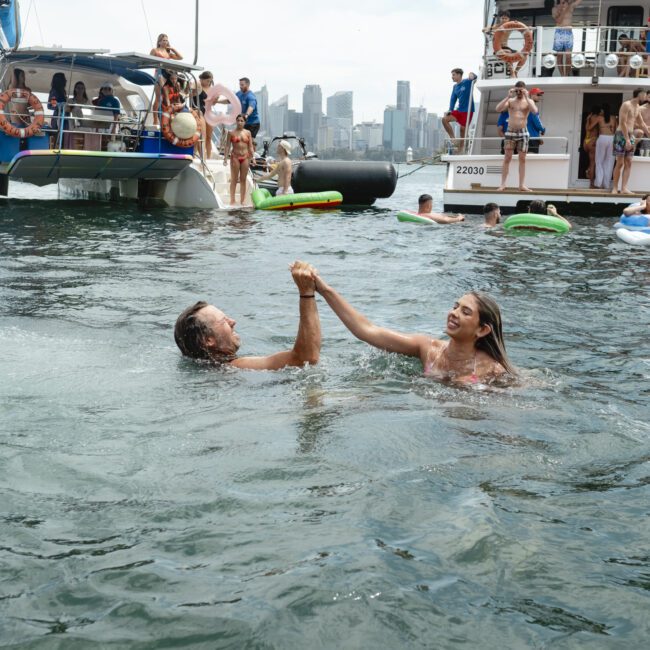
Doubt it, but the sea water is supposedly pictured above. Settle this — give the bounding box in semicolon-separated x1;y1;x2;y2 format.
1;167;649;648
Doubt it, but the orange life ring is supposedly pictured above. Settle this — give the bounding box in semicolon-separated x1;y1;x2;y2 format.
160;105;200;148
0;89;45;138
493;21;534;67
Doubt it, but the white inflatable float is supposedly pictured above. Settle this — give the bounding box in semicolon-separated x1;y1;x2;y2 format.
614;213;650;247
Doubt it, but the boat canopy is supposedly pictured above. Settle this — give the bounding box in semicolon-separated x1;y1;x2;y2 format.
0;0;21;51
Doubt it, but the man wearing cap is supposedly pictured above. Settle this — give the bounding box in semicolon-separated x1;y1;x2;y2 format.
527;88;546;153
258;140;293;195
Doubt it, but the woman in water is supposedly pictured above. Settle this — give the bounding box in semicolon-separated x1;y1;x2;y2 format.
593;103;617;190
149;34;183;125
622;194;650;220
223;114;254;206
583;107;601;188
310;271;515;384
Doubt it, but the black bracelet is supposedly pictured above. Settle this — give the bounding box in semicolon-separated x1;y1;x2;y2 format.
300;294;315;299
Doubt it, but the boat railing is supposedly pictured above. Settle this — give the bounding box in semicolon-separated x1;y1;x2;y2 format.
445;136;570;156
483;24;650;80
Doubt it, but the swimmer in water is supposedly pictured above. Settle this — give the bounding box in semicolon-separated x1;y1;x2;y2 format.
174;261;321;370
310;270;515;383
416;194;465;224
622;193;650;218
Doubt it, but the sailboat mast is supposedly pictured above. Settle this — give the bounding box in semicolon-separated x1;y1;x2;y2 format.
193;0;199;65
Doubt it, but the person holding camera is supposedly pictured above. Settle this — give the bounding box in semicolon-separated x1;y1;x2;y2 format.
495;81;537;192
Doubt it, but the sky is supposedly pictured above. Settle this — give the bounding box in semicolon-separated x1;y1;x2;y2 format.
18;0;485;122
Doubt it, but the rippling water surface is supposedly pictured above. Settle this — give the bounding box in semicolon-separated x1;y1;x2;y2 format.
1;167;649;648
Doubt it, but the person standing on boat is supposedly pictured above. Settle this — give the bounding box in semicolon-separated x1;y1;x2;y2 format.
527;88;546;154
197;71;214;159
442;69;476;153
583;106;600;188
552;0;583;77
224;114;255;206
235;78;260;140
611;89;650;195
495;81;537;192
149;34;183;126
174;261;321;370
636;98;650;157
257;140;294;195
593;104;617;190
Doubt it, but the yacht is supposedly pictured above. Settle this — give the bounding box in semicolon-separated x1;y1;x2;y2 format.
443;0;650;215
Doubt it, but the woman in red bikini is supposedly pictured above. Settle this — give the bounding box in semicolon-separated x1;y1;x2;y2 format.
223;114;255;206
311;270;515;384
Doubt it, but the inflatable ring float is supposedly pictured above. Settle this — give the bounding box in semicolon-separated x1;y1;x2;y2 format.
614;213;650;245
396;210;437;225
251;188;342;211
204;83;242;128
493;21;533;68
504;213;570;233
0;89;45;138
160;106;200;148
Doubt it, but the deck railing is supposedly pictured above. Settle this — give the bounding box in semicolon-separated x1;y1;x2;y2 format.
483;24;650;79
444;136;570;156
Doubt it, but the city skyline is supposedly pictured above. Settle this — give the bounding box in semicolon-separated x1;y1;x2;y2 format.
19;0;485;124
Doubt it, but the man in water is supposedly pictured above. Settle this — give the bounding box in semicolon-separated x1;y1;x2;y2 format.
552;0;583;77
442;69;476;153
495;81;538;192
174;261;321;369
483;202;501;227
611;89;650;195
257;140;293;195
417;194;465;224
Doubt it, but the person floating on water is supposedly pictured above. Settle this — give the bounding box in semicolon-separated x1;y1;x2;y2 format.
529;199;573;229
309;269;514;384
483;202;501;227
174;261;320;370
416;194;465;224
622;194;650;224
257;140;294;195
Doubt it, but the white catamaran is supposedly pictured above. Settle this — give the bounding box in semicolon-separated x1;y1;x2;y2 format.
443;0;650;215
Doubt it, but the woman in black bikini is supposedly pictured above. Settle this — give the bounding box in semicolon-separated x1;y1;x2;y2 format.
223;114;255;206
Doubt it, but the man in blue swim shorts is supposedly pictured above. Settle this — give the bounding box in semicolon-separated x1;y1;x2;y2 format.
552;0;583;76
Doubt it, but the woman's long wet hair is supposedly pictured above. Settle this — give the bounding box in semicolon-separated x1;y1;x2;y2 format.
470;291;515;375
174;301;212;360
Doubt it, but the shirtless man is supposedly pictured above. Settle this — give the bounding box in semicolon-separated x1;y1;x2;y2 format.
611;89;650;195
258;140;293;195
416;194;465;224
636;95;650;157
552;0;583;77
495;81;538;192
174;261;320;369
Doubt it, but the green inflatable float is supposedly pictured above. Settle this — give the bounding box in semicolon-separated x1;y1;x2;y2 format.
503;213;570;234
396;210;437;225
251;188;343;211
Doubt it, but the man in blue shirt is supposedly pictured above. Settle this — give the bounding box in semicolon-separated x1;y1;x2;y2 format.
236;77;260;139
442;68;476;152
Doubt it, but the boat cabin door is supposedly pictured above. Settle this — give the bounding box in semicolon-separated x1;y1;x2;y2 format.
574;92;623;186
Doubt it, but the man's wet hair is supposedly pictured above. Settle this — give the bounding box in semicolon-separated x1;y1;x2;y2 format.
174;301;212;360
484;202;499;215
633;88;646;98
529;200;546;215
451;68;463;76
418;194;433;206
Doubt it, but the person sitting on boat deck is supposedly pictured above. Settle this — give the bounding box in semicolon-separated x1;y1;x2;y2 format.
442;69;476;153
617;34;646;77
93;82;121;133
309;269;515;384
416;194;465;224
47;72;69;137
529;199;573;229
611;89;649;195
174;261;321;370
622;194;650;223
224;114;255;206
552;1;583;77
160;70;184;112
257;140;294;196
150;33;183;126
7;68;33;131
483;202;501;228
495;81;537;192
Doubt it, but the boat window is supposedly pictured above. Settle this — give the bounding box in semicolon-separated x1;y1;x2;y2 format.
607;5;644;51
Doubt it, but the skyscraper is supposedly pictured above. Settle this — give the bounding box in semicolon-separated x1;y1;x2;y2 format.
302;85;322;149
254;84;270;135
326;91;353;123
396;80;410;113
383;105;406;152
269;95;288;138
